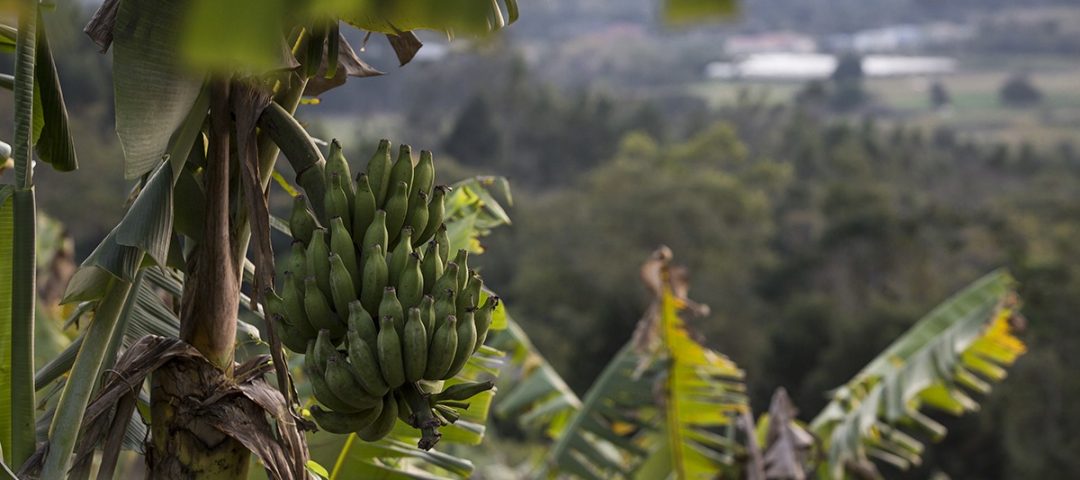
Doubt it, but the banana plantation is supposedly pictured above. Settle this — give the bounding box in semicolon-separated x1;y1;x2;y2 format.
0;0;1032;479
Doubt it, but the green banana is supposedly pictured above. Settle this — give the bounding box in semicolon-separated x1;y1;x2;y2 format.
411;150;435;203
282;272;317;338
306;229;332;298
325;355;382;409
395;389;413;425
378;287;405;336
419;295;436;344
457;272;483;320
328;253;357;318
352;173;377;243
356;394;398;441
325;173;352;229
385;181;409;245
360;244;387;315
289;194;319;246
404;190;429;240
397;252;424;310
366;139;392;206
304;344;361;413
420;241;443;294
403;308;428;382
388;144;414;198
347;300;378;347
388;226;414;287
433;289;456;333
310;404;381;435
345;330;391;397
326;139;354;204
362;210;388;254
431;262;460;301
417;186;447;245
445;309;476;379
473;295;499;353
285;241;307;280
329;217;361;292
377;316;406;388
451;249;470;291
270;313;310;353
433;404;460;425
423;315;457;380
304;276;344;339
435;225;450;265
311;329;338;373
433;380;496;402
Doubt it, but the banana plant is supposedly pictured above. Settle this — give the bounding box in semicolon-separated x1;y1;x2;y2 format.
809;269;1026;479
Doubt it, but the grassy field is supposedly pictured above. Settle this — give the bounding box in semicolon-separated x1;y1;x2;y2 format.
686;56;1080;147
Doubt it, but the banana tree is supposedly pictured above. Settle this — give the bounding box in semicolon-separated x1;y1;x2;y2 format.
492;254;1028;479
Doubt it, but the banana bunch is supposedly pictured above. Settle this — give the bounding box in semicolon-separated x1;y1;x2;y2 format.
263;139;499;448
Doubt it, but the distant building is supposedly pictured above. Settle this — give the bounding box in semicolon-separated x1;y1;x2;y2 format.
724;31;817;55
827;22;975;53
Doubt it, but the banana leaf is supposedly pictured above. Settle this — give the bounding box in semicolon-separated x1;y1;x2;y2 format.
809;270;1027;479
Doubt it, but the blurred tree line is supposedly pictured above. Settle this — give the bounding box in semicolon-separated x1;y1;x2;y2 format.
3;3;1079;478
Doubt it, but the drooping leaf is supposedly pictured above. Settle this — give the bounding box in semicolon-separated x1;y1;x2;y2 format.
32;16;78;172
809;270;1027;479
112;0;205;178
0;186;15;463
662;0;738;25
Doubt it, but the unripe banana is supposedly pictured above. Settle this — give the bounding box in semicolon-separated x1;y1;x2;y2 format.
304;277;344;339
435;225;450;266
328;253;357;318
431;262;460;301
417;186;447;245
404;190;429;239
451;249;470;291
325;355;382;410
347;300;378;347
325;173;352;229
420;241;443;294
473;295;499;353
376;316;406;388
362;210;388;254
285;241;307;280
433;404;460;425
388;226;414;287
356;394;398;441
419;295;436;344
345;330;390;397
457;273;483;321
282;272;317;338
395;390;413;425
304;343;361;413
326;139;354;204
329;217;361;292
352;173;377;243
398;253;424;310
434;287;455;330
403;308;428;382
385;181;409;245
411;150;435;203
270;313;310;352
306;229;332;298
433;289;456;333
311;329;338;373
379;287;405;336
445;309;476;379
424;315;457;380
360;244;387;315
366;139;392;206
290;194;319;246
433;380;496;402
388;144;414;199
310;404;381;435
